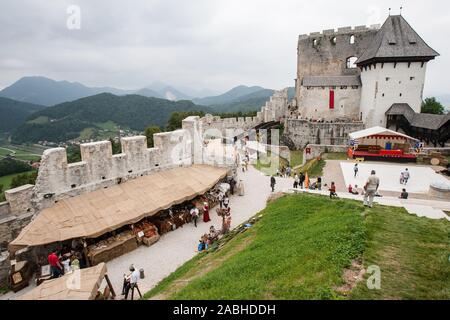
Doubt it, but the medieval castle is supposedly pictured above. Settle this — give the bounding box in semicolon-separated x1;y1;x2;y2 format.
0;14;449;285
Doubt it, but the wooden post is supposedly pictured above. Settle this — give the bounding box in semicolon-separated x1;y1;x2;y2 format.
104;274;116;299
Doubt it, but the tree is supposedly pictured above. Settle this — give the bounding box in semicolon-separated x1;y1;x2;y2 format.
0;158;31;176
66;145;81;163
166;111;205;131
10;171;38;189
421;97;445;115
109;138;122;154
144;126;161;148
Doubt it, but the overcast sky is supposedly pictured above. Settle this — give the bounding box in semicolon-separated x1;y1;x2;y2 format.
0;0;449;96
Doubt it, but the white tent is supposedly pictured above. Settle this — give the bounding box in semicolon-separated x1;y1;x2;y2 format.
349;126;419;141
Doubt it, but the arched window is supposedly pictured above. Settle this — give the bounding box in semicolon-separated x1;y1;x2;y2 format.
313;39;318;47
331;37;337;45
346;56;358;69
350;35;355;44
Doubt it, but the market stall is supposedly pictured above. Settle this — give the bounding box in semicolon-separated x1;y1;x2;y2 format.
8;164;230;290
18;263;115;300
348;126;419;162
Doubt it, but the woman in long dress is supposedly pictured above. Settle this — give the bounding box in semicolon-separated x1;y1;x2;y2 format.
203;202;211;223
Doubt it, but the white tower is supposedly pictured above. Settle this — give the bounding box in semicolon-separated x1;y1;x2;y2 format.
356;15;439;127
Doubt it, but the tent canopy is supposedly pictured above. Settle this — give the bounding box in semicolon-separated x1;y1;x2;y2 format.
18;263;107;300
10;165;228;251
349;126;419;141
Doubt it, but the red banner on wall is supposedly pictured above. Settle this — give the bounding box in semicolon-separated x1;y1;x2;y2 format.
329;90;335;109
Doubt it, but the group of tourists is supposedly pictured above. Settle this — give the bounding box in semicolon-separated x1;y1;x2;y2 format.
270;169;323;193
293;172;306;189
197;188;233;252
47;241;86;279
278;165;292;178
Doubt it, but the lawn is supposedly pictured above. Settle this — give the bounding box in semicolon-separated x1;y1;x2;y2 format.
323;152;348;160
351;205;450;299
289;150;303;168
146;194;366;299
0;170;36;201
0;142;45;162
145;194;450;300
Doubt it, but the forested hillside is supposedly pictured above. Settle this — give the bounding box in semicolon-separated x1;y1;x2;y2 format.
12;93;212;143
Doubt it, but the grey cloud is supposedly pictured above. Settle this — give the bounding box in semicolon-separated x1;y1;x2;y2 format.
0;0;448;97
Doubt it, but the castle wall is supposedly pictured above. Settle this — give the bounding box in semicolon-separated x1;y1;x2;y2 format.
296;25;379;104
0;116;226;284
32;135;169;209
285;119;364;149
360;61;427;127
298;86;361;120
199;88;289;139
201;114;262;140
302;144;348;165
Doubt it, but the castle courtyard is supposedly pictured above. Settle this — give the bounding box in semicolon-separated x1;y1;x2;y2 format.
340;161;449;193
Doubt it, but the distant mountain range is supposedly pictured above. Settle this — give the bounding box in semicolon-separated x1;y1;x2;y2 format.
0;76;295;142
204;87;295;113
0;97;46;133
0;76;219;106
193;85;267;106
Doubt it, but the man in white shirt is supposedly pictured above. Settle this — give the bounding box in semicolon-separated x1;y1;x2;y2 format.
124;265;141;300
363;170;380;208
401;168;410;185
190;207;199;227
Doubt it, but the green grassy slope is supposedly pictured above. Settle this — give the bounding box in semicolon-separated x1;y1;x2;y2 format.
145;194;450;300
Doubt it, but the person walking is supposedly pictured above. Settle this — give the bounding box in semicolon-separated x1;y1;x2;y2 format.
218;192;224;209
402;168;410;185
293;173;299;189
363;170;380;208
123;265;142;300
270;176;276;192
286;166;292;177
202;202;211;223
317;176;322;190
299;172;305;189
353;164;359;178
190;206;199;227
237;179;245;196
229;178;236;195
223;196;230;209
329;182;338;198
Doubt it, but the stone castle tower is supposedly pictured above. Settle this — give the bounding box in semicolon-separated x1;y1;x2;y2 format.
294;15;439;127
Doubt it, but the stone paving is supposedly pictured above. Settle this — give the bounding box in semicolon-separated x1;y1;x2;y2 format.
340;162;450;193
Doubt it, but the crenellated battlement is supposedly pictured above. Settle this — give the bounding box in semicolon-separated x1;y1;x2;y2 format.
298;24;380;40
33;131;193;208
200;88;289;135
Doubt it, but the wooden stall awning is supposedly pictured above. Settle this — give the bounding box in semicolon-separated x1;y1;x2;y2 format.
10;165;228;251
18;263;107;300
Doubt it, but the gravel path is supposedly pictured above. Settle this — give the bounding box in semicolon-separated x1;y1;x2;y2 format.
105;166;293;297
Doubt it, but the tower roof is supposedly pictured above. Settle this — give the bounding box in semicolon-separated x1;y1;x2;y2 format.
356;15;439;66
